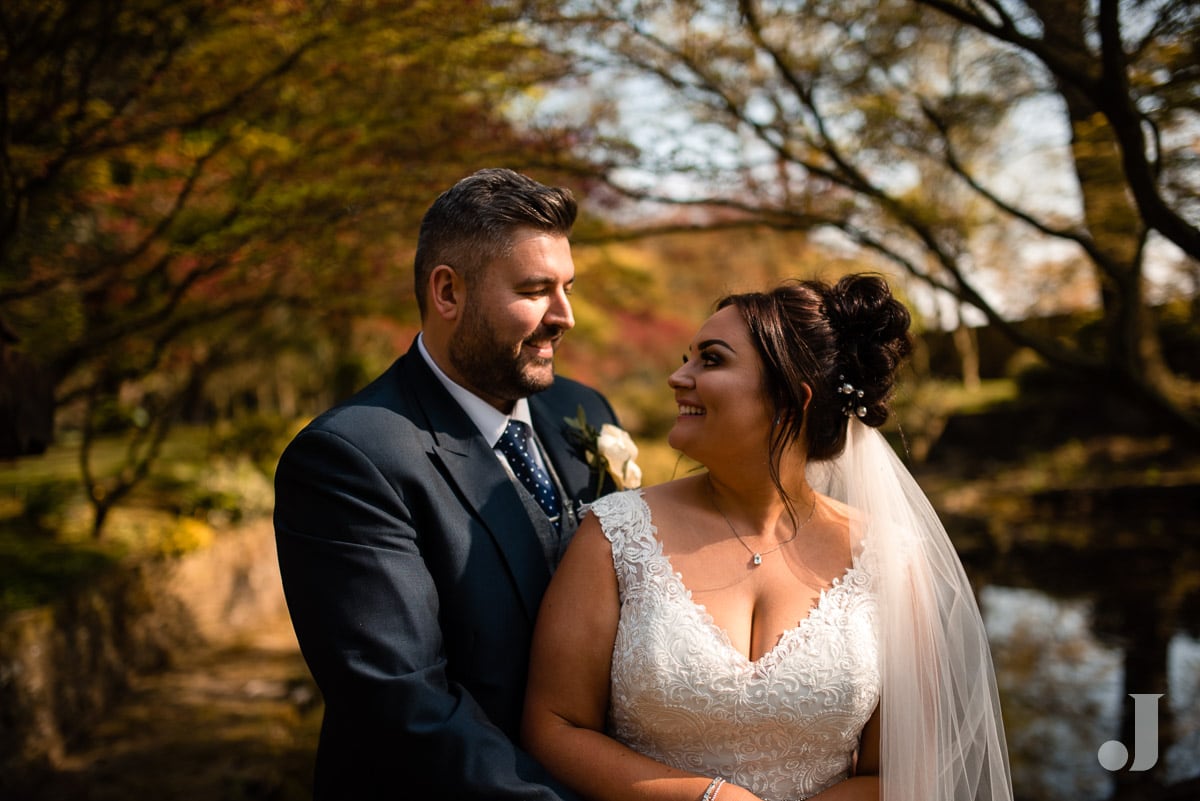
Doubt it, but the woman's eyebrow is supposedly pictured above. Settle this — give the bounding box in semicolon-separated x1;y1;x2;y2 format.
697;338;735;352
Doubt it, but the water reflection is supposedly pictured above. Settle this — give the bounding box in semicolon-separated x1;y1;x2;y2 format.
982;587;1200;799
1170;638;1200;783
949;487;1200;801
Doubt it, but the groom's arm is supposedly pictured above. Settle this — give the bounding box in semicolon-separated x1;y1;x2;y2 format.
274;425;578;801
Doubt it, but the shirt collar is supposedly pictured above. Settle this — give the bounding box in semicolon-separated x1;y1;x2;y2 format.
417;332;534;447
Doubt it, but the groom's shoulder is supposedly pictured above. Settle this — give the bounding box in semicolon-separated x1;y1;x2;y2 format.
543;373;606;401
298;356;423;440
538;374;615;419
276;358;435;477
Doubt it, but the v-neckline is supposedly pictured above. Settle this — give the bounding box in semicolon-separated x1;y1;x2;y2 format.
635;493;864;668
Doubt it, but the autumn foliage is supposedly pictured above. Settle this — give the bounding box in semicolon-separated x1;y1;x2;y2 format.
0;0;585;532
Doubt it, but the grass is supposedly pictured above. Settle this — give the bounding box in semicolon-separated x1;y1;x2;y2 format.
0;527;121;615
0;425;277;616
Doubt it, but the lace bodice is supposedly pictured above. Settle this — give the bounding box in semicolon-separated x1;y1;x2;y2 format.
593;490;880;801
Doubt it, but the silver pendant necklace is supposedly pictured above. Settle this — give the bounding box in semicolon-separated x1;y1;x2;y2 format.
708;477;817;566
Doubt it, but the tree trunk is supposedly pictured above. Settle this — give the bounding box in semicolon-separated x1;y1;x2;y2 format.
951;305;980;391
1037;0;1185;416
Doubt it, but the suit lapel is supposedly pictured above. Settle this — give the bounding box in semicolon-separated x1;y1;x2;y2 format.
530;397;593;504
398;347;550;620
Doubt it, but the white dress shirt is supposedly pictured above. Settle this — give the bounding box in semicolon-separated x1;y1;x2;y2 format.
416;333;548;471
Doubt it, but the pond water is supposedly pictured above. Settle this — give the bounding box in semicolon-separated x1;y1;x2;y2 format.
951;486;1200;801
983;587;1198;799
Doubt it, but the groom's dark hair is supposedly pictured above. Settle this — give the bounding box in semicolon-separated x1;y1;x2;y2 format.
413;168;577;319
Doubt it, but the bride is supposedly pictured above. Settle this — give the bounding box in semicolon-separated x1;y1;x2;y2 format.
522;274;1013;801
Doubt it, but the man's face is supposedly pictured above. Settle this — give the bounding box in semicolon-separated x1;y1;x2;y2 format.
448;228;576;411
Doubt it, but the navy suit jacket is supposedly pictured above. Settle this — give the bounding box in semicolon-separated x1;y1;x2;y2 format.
274;340;618;800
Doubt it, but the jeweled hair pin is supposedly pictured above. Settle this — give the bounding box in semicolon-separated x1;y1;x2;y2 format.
837;374;867;418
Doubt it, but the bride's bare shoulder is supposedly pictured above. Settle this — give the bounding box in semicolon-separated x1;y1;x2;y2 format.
819;493;854;520
639;473;706;511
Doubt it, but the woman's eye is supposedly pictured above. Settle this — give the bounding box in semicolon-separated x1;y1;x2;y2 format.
683;351;721;366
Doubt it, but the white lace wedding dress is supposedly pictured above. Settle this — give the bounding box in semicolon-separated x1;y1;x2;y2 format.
593;490;880;801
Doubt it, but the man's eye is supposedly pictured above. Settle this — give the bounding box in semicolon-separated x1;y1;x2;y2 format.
681;354;689;364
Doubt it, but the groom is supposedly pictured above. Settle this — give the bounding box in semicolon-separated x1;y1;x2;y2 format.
274;169;620;800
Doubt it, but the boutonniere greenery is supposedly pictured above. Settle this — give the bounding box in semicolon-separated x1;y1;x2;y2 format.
564;405;643;494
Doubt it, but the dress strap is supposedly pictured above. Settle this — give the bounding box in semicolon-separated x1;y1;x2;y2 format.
589;490;655;596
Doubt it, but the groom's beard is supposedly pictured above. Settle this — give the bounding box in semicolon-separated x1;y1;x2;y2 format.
449;312;562;403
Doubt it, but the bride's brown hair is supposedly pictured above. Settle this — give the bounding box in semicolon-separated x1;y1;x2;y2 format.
716;273;912;505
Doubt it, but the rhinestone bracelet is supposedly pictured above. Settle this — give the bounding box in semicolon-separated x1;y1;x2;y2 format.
701;776;726;801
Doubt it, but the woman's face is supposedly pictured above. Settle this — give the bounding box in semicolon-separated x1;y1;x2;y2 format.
667;305;775;464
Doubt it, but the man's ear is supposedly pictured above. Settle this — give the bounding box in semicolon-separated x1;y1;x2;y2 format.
429;264;464;322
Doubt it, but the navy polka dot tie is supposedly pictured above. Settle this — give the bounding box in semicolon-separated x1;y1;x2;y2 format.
496;419;561;530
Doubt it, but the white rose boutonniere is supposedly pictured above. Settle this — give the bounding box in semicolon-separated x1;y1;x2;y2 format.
564;406;643;494
596;423;643;490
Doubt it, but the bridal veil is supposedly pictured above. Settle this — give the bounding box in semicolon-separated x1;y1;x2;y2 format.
808;419;1013;801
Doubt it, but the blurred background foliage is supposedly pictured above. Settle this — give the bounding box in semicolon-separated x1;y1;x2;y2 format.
0;0;1195;560
0;0;1196;558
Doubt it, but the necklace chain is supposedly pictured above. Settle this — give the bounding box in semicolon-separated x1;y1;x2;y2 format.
708;477;817;567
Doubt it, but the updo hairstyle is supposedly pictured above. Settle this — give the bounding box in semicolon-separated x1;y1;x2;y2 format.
715;273;913;468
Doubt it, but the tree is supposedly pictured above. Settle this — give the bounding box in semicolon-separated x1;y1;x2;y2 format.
0;0;576;534
530;0;1200;440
